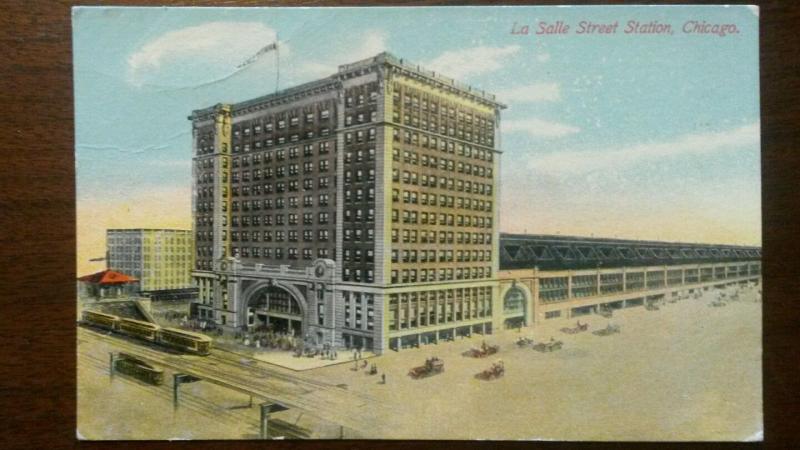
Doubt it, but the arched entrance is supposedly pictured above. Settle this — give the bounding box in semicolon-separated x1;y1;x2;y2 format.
503;285;528;329
245;285;304;336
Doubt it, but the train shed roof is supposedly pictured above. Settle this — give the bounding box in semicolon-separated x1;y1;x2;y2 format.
499;233;761;271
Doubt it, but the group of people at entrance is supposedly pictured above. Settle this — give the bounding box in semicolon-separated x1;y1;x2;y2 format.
236;328;300;351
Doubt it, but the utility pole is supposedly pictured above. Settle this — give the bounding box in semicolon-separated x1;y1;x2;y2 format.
260;402;274;439
109;352;116;381
173;373;201;409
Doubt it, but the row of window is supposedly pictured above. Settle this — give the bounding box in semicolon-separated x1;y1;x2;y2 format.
196;246;332;260
344;208;375;222
342;249;375;262
391;228;492;245
387;286;494;331
342;268;374;283
393;167;493;195
231;106;334;137
393;190;493;212
344;128;377;144
345;110;378;126
202;195;334;216
343;169;376;183
196;211;333;228
392;133;494;163
344;188;376;203
392;143;493;176
538;266;761;303
229;229;332;242
226;160;332;183
391;248;491;264
392;210;492;229
390;266;492;284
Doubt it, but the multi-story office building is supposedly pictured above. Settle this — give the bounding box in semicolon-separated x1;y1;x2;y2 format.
189;52;504;352
106;229;194;293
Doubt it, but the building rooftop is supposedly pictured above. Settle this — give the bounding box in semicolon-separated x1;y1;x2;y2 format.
190;51;505;120
78;269;138;285
499;233;762;271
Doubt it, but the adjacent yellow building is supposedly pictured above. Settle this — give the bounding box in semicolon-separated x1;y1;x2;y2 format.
107;229;194;293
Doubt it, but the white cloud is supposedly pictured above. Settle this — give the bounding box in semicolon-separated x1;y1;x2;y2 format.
423;45;521;80
529;121;760;175
494;82;561;104
351;29;389;60
293;29;388;81
503;118;580;138
127;22;279;86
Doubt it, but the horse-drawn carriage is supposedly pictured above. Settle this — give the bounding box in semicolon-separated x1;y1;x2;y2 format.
462;341;500;358
532;339;563;352
475;360;505;381
592;323;621;337
515;336;534;347
408;357;444;379
597;307;614;318
560;321;589;335
709;299;727;308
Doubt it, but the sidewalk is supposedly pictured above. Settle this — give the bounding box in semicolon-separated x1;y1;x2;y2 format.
213;339;376;371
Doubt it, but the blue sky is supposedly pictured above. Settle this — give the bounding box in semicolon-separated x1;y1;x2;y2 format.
73;6;760;272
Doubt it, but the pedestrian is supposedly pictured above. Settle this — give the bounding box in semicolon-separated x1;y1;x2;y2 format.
333;350;337;360
381;373;386;384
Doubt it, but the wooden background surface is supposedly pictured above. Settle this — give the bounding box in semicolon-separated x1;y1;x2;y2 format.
0;1;797;449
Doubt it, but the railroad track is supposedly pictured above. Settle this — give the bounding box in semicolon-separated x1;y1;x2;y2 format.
78;349;313;438
78;327;383;435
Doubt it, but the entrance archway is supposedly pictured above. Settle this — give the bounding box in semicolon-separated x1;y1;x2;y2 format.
245;285;304;336
502;285;528;329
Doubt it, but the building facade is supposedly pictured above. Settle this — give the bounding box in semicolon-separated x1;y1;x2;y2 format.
496;234;762;327
106;229;194;293
189;53;505;353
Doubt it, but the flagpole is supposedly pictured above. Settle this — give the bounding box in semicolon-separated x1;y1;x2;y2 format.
275;36;280;94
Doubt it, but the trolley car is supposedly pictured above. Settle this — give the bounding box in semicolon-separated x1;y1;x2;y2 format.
158;327;212;355
114;353;164;385
82;310;119;331
81;309;212;356
117;318;160;341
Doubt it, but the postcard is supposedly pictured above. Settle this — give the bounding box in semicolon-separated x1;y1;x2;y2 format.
74;5;762;441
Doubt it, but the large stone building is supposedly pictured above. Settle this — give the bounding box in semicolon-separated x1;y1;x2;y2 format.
189;52;504;352
106;228;194;294
187;52;762;355
497;234;762;327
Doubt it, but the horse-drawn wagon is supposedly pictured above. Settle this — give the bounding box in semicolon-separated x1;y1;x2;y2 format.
408;357;444;379
475;360;505;381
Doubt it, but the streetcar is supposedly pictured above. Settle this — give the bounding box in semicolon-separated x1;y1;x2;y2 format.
114;353;164;385
117;318;160;342
82;310;119;331
158;327;212;356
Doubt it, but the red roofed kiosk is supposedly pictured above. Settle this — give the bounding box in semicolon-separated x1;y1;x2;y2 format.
78;269;139;299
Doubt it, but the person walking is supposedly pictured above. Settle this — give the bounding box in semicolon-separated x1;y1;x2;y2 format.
381;373;386;384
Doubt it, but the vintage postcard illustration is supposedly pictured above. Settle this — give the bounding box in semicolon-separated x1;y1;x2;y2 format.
74;5;762;441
